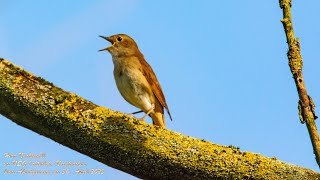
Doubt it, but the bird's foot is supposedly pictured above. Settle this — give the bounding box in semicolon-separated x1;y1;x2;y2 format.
126;113;134;117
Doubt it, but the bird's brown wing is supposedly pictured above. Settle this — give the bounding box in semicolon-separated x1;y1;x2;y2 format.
139;57;172;120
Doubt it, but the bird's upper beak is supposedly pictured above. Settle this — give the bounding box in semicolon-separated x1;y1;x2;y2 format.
99;35;114;52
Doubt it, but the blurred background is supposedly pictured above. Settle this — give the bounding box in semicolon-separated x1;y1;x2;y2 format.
0;1;319;179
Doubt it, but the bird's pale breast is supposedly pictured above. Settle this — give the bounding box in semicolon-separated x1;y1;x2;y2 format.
113;56;155;112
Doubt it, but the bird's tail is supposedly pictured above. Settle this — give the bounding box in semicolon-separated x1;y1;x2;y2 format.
150;101;165;128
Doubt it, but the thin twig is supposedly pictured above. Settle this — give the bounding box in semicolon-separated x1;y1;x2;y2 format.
279;0;320;168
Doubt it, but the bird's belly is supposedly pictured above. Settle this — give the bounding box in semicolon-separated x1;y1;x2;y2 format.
114;69;154;112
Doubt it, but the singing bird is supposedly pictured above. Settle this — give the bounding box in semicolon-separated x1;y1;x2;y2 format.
99;34;172;128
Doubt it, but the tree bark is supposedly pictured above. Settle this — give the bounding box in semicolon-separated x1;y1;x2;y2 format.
0;58;319;179
279;0;320;168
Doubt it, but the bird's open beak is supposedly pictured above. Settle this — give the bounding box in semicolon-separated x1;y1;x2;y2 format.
99;35;114;51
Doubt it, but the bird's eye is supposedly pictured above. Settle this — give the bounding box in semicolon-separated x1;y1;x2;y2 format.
117;37;122;41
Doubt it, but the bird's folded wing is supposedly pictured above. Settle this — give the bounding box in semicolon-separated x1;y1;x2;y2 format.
139;57;172;120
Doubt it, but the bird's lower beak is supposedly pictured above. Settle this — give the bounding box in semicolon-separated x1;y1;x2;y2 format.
99;35;113;51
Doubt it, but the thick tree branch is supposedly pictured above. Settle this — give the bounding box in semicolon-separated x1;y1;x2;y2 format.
0;58;318;179
279;0;320;168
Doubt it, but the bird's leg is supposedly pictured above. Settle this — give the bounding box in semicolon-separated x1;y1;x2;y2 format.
127;110;143;117
140;107;154;121
130;110;144;115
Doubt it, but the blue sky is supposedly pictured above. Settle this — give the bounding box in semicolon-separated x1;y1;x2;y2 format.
1;1;320;179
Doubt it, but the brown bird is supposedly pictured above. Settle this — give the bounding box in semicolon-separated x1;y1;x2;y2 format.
99;34;172;128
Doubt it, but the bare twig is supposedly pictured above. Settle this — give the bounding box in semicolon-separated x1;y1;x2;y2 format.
279;0;320;168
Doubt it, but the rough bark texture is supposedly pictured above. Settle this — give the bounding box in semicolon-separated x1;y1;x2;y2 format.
279;0;320;168
0;58;319;179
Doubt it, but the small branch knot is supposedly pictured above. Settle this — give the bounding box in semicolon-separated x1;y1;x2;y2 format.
309;96;318;120
279;0;292;9
298;96;318;124
288;38;303;75
298;100;304;124
280;17;294;45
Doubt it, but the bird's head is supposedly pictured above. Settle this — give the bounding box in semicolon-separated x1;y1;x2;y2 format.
99;34;140;57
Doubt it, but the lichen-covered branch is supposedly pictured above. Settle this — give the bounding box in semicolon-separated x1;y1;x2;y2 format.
279;0;320;168
0;59;318;179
